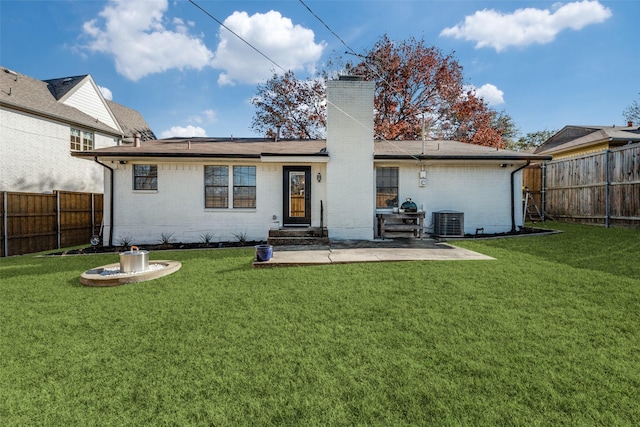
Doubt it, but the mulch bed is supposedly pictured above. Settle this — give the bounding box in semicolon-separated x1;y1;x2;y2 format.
47;241;266;256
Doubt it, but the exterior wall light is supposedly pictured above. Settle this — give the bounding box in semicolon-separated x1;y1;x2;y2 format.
317;172;322;182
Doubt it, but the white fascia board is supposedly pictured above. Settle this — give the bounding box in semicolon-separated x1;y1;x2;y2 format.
260;155;328;163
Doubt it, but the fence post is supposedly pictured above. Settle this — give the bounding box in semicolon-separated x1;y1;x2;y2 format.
541;162;547;222
56;191;61;249
605;149;610;228
3;192;7;257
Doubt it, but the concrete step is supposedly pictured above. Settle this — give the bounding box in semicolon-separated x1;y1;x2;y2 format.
268;227;325;238
267;236;330;246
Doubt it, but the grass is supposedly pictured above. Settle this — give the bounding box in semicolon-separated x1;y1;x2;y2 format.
1;222;638;426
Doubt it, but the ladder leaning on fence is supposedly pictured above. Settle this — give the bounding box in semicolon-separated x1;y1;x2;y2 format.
523;187;543;223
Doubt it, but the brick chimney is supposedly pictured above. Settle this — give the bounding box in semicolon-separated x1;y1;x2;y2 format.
326;75;375;240
133;133;141;147
628;121;633;127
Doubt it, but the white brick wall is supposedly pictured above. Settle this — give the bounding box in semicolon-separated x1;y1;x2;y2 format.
0;108;114;193
375;161;525;234
104;161;327;245
326;79;376;240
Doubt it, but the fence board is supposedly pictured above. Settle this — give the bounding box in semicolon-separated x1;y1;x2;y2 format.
523;143;640;229
1;191;103;256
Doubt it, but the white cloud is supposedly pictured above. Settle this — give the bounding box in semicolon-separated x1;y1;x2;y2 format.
465;83;505;106
82;0;213;81
188;109;217;124
440;0;612;52
160;125;207;139
212;10;326;85
98;85;113;100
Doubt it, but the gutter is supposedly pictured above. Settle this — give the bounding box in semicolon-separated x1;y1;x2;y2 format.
1;100;123;138
511;161;530;233
94;157;114;246
375;154;551;161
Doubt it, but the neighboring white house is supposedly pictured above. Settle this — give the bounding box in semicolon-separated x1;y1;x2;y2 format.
73;76;550;245
0;66;155;193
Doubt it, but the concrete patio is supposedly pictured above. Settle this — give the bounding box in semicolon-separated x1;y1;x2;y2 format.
253;238;494;267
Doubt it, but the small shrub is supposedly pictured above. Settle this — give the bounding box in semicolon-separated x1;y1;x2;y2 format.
232;231;248;244
200;232;216;245
159;232;175;246
118;234;134;248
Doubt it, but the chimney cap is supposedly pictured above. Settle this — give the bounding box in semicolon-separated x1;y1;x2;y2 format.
338;75;365;81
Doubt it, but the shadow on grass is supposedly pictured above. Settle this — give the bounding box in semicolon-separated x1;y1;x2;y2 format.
460;222;640;280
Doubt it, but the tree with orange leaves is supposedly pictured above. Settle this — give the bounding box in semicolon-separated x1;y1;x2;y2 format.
251;35;506;147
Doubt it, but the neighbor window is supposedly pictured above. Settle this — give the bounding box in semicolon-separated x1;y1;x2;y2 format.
204;166;229;208
133;164;157;190
70;128;81;150
70;128;94;151
233;166;256;208
376;167;398;208
82;131;94;150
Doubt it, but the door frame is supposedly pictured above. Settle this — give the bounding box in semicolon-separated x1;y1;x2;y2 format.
282;166;311;226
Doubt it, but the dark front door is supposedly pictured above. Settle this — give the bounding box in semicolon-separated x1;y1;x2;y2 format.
283;166;311;226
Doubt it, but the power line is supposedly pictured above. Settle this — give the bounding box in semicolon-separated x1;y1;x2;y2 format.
187;0;286;74
187;0;422;160
297;0;422;160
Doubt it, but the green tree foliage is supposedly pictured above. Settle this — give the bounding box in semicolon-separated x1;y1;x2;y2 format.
506;129;557;151
623;94;640;125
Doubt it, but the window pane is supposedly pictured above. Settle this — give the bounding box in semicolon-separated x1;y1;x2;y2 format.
82;131;94;150
134;165;158;190
70;128;81;150
233;166;256;186
376;167;398;208
204;166;229;208
205;187;229;208
205;166;228;186
233;187;256;208
233;166;256;208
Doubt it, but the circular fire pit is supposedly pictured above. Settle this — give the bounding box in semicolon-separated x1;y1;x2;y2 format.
80;260;181;287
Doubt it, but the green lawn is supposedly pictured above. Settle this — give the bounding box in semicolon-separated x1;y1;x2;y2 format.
1;222;638;426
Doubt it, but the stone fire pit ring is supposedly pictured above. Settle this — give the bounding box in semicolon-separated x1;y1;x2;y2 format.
80;260;181;287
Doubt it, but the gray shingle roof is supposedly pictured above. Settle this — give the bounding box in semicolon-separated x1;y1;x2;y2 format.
107;100;156;142
535;125;640;155
72;137;550;161
1;66;155;140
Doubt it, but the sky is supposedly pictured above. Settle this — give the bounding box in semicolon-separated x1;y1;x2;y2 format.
1;0;638;140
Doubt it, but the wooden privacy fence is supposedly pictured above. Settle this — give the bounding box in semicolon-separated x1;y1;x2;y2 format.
1;191;103;257
524;143;640;229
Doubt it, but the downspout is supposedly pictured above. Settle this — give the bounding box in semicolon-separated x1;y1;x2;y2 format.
511;161;530;233
94;157;114;246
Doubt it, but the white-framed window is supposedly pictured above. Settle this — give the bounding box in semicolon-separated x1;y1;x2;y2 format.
82;131;94;150
204;165;256;209
70;128;94;151
233;166;256;208
70;128;81;150
204;166;229;208
376;167;399;209
133;164;158;190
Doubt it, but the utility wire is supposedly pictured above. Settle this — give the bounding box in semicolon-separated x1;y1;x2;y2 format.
188;0;379;142
188;0;422;159
297;0;422;160
187;0;285;73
